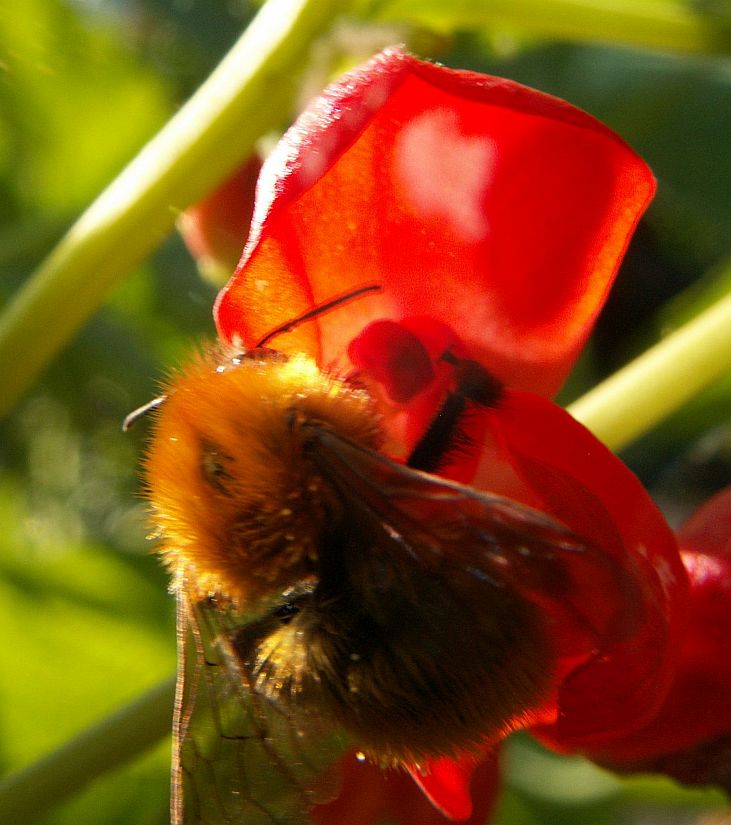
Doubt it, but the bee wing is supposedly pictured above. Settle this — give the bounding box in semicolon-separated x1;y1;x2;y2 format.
309;428;637;646
171;579;346;825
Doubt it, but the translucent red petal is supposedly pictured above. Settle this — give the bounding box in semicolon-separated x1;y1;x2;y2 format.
214;48;654;397
312;752;501;825
489;390;688;746
583;487;731;766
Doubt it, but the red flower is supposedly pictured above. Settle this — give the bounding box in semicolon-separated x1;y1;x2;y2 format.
581;486;731;792
210;49;686;819
178;155;262;284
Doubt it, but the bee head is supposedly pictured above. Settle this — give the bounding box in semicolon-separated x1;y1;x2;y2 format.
144;348;380;604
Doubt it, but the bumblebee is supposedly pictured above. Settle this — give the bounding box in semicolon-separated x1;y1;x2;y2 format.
134;289;611;824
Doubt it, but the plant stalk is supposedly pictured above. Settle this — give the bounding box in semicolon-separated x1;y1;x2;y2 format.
0;0;348;420
0;678;176;824
569;286;731;453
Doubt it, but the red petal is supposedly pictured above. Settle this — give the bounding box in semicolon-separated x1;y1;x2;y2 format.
179;156;261;280
407;756;476;820
404;755;501;823
311;757;392;825
215;48;654;396
678;485;731;557
584;487;731;768
312;753;501;825
347;316;482;462
488;390;687;747
348;320;436;403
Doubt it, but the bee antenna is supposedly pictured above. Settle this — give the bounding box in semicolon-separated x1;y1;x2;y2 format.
255;283;383;349
122;396;166;431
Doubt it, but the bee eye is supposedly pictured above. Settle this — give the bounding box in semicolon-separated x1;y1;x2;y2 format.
274;602;301;624
200;440;234;493
275;582;316;621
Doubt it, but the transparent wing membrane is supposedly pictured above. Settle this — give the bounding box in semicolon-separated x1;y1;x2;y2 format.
172;585;346;825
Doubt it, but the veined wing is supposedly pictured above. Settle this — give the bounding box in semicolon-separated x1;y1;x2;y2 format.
171;579;346;825
307;426;639;648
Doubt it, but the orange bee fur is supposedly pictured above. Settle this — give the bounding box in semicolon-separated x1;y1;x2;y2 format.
144;347;381;605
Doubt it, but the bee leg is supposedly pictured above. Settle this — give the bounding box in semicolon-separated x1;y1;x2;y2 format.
406;350;503;473
439;349;503;407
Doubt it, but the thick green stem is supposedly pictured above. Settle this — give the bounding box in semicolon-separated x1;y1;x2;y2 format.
568;286;731;453
376;0;731;54
0;0;348;420
0;678;176;824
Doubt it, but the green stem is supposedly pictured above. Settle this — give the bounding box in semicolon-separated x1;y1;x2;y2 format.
568;286;731;452
0;0;348;421
0;678;176;824
376;0;731;54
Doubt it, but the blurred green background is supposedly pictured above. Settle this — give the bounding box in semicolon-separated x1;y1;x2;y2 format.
0;1;729;823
